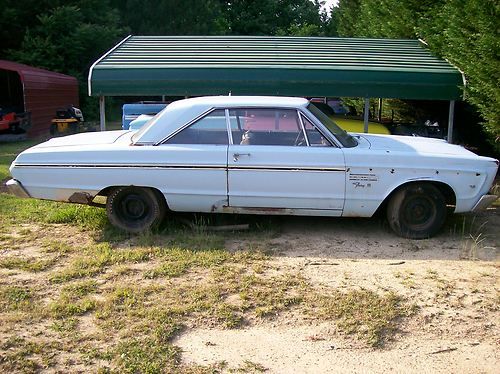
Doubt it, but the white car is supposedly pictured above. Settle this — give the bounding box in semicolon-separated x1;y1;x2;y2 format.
7;96;498;238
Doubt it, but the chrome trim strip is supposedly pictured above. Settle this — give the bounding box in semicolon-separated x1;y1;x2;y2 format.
300;108;342;148
297;110;310;147
14;164;346;172
229;166;345;172
225;108;234;145
14;164;225;170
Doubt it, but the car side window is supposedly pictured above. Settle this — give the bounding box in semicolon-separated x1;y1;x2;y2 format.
229;108;305;146
165;110;228;145
301;114;332;147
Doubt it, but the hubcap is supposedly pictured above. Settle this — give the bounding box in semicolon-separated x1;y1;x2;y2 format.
403;196;435;228
121;194;147;220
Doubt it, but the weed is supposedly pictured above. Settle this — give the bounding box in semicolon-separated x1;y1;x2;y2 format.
310;289;415;347
0;336;44;373
232;360;268;373
51;317;79;334
62;280;98;298
50;243;152;283
0;256;56;272
49;296;96;319
111;336;181;374
394;271;417;289
144;247;230;279
0;285;34;312
48;280;99;319
42;240;74;254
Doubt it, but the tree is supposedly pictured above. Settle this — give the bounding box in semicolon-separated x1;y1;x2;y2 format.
332;0;499;151
110;0;227;35
421;0;500;145
224;0;323;35
7;1;127;119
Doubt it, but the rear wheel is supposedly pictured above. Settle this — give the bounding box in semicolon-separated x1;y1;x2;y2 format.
387;183;446;239
106;186;166;233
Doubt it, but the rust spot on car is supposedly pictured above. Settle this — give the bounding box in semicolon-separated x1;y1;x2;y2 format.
68;192;93;204
222;206;294;215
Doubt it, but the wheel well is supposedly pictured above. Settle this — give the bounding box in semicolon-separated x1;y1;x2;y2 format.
374;181;456;217
97;186;168;208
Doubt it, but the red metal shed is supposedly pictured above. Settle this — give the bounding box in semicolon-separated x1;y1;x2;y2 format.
0;60;79;137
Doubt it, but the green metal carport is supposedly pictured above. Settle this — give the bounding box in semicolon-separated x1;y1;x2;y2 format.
88;35;465;141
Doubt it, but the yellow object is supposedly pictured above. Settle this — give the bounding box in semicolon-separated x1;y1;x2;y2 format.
51;118;78;133
329;116;391;135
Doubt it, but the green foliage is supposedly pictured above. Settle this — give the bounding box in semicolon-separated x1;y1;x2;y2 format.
423;0;500;147
0;257;56;272
110;0;228;35
112;336;181;373
333;0;500;151
311;289;416;347
0;286;34;312
0;193;108;230
225;0;323;35
8;2;126;77
5;1;127;121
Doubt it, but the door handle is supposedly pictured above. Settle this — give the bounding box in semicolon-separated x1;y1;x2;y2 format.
233;153;251;162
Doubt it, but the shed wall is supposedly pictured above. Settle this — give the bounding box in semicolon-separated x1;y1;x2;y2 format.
0;60;79;138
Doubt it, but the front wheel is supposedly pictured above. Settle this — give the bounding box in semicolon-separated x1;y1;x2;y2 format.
387;184;446;239
106;186;166;233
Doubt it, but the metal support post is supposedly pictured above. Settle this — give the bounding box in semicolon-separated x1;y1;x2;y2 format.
447;100;455;143
99;96;106;131
363;98;370;133
378;98;382;121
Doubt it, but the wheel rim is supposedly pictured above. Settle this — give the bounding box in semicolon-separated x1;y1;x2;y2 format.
119;194;149;221
401;195;436;230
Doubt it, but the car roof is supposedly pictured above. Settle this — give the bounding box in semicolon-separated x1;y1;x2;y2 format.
133;96;310;145
169;95;309;108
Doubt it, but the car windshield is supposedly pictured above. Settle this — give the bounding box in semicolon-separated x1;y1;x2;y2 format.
307;103;358;148
131;112;162;143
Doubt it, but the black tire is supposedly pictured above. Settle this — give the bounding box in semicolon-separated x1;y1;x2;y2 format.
387;183;446;239
106;186;166;233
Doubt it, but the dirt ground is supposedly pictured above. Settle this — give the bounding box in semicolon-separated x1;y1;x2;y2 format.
0;204;498;373
176;208;500;373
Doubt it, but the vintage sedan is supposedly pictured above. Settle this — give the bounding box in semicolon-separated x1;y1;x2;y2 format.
7;96;499;239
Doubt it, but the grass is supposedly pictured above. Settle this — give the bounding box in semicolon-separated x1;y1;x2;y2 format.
0;140;427;371
0;285;34;312
0;193;108;230
309;289;416;347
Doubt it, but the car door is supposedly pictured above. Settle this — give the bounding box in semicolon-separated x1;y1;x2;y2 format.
227;108;346;214
158;109;228;212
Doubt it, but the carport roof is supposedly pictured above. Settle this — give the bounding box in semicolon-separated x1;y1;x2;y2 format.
88;36;464;100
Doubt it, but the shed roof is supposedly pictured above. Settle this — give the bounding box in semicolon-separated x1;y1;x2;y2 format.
89;36;464;100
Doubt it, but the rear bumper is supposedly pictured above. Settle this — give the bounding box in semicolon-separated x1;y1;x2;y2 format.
471;194;498;212
5;179;31;198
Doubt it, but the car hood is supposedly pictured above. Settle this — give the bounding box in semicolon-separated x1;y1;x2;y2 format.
34;130;133;148
357;134;477;158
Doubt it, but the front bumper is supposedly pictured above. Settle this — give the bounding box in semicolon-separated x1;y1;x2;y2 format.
471;194;498;212
5;179;31;198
